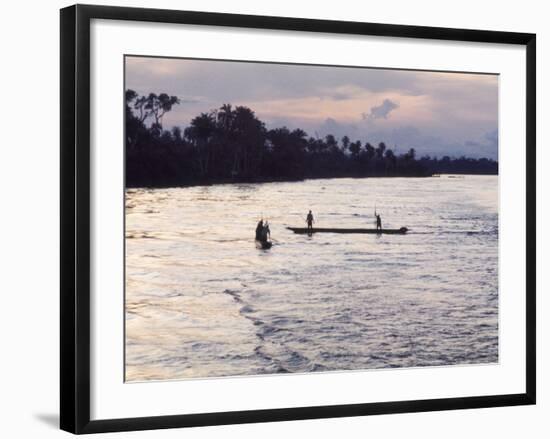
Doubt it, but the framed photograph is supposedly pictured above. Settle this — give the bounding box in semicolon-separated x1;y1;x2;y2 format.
60;4;536;434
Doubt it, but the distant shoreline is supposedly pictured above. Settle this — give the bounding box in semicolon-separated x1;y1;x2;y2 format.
125;95;498;191
125;171;497;190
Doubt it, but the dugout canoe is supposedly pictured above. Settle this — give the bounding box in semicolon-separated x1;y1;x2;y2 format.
255;239;273;249
286;227;408;235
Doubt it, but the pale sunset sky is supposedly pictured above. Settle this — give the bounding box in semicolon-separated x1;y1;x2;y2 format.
126;56;499;159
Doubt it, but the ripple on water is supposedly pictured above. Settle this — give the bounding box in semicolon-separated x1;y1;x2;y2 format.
125;176;499;381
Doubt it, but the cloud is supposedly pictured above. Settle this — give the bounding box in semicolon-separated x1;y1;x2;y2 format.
179;98;201;104
125;56;499;159
362;99;399;120
461;129;498;158
485;129;498;147
125;57;426;102
317;118;359;139
330;92;352;101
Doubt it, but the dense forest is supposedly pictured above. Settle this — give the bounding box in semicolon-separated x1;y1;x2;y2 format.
125;90;498;188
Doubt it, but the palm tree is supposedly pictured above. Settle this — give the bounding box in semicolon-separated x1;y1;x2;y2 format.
217;103;234;132
341;135;350;153
364;142;375;161
185;112;216;176
231;106;265;177
349;140;362;156
384;149;396;174
325;134;338;153
376;142;386;160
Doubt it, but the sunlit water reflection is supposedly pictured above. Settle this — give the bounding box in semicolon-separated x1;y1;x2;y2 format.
125;175;498;381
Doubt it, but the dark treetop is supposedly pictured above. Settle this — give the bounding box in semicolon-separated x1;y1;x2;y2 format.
125;90;498;188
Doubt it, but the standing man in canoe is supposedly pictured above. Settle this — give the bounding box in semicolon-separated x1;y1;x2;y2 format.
374;202;382;231
306;210;315;233
375;213;382;231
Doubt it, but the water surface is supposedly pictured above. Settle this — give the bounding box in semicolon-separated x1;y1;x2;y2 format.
125;175;498;381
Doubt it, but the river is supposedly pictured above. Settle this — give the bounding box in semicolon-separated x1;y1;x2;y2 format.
125;175;498;381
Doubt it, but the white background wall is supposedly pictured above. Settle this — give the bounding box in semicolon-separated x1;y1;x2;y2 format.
0;0;546;437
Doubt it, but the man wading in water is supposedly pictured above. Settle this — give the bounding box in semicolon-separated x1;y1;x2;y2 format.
255;219;264;241
306;210;314;234
262;222;271;241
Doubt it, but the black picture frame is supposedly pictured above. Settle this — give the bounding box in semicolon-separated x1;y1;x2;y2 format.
60;4;536;434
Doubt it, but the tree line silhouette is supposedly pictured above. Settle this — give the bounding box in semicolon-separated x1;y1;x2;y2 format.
125;90;498;187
